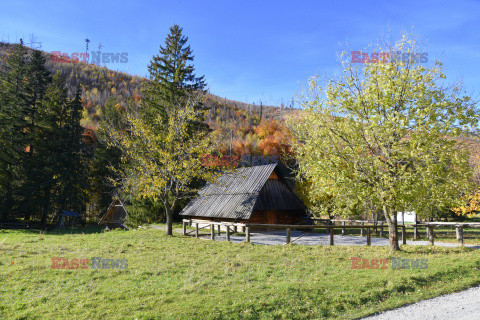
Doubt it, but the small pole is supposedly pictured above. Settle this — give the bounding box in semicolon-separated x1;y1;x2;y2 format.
428;226;434;246
182;221;187;236
286;228;291;244
329;227;334;245
246;227;250;243
402;226;406;245
226;226;230;242
342;221;346;235
234;226;238;233
457;227;464;246
211;224;215;240
379;222;384;237
413;223;418;240
373;221;377;236
366;227;371;246
217;224;221;236
361;222;364;236
195;223;199;238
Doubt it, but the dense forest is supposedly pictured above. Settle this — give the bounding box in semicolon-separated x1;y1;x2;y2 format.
0;31;298;228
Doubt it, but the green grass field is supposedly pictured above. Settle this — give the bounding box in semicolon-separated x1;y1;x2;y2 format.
1;226;479;319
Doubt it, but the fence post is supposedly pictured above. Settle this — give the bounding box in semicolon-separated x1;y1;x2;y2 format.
226;226;230;242
195;223;199;238
373;221;377;236
211;224;215;240
428;226;434;245
286;228;291;244
182;221;187;236
246;227;250;243
402;226;406;245
361;222;364;236
457;227;464;246
342;221;346;235
330;227;334;245
380;222;384;237
217;224;221;235
234;226;238;233
366;227;371;246
413;223;418;240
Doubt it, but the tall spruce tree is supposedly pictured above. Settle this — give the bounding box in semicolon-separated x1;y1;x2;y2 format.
142;24;207;123
20;49;52;220
0;41;29;220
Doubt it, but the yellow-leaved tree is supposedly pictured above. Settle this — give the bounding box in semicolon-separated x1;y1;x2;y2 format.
102;93;216;235
289;32;478;252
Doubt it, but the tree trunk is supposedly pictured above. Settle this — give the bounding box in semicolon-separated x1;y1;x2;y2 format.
384;206;400;252
165;206;173;236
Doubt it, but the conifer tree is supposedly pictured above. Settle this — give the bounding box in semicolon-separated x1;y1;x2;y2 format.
142;24;207;124
0;40;29;220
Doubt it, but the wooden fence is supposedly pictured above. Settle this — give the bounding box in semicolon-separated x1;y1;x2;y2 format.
183;219;480;246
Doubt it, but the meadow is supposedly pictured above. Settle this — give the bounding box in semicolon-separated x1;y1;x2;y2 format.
1;227;479;319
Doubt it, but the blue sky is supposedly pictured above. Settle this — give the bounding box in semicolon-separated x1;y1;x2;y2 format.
1;0;480;106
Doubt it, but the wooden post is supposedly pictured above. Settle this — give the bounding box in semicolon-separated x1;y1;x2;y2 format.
195;223;199;238
226;226;230;242
379;222;384;237
242;226;246;233
182;221;187;236
402;226;406;245
342;221;346;235
361;222;364;236
457;227;464;246
234;226;238;233
456;227;461;241
330;227;334;245
246;227;250;243
286;228;291;244
366;227;371;246
413;223;418;240
217;224;221;235
426;225;431;239
373;221;377;236
211;224;215;240
428;226;434;246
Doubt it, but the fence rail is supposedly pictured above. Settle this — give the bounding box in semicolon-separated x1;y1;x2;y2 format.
183;218;480;246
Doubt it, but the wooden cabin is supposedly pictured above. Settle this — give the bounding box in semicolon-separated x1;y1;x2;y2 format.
180;164;310;227
99;198;128;230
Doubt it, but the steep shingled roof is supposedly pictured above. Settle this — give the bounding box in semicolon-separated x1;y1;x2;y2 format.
180;164;305;220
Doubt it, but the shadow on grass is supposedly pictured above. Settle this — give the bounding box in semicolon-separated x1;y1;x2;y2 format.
0;225;104;235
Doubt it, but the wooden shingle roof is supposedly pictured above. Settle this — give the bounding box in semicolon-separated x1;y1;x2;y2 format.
180;164;306;220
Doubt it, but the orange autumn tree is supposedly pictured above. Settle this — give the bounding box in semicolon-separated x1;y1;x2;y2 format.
255;119;292;157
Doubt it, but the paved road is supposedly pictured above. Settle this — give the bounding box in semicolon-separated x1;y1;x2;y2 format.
362;285;480;320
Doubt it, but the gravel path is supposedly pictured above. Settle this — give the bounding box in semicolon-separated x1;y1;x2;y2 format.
361;285;480;319
151;226;479;249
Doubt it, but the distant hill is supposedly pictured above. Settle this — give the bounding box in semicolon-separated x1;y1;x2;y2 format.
0;42;299;158
0;42;296;124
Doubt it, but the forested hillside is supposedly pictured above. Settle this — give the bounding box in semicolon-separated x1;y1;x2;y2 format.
0;40;299;227
0;42;298;157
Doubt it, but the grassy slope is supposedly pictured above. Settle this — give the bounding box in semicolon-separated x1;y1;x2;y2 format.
1;228;479;320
